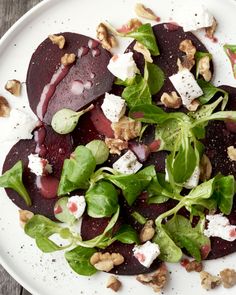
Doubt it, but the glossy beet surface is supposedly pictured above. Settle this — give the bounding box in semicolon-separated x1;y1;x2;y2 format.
3;126;73;219
26;32;114;124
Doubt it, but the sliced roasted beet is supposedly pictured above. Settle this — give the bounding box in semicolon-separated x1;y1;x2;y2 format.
2;126;73;219
125;23;213;101
26;32;114;124
81;213;160;275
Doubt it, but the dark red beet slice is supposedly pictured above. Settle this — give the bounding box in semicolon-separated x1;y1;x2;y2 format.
81;214;160;275
125;23;213;101
26;32;114;124
2;126;73;219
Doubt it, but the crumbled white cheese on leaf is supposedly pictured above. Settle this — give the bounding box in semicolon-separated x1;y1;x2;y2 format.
67;195;86;219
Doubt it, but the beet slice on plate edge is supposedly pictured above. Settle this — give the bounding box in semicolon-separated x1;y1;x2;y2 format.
2;125;73;219
26;32;114;125
124;23;213;101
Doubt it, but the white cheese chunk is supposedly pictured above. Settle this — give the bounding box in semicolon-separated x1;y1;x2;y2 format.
133;241;160;268
28;154;52;176
113;150;142;175
101;93;126;123
184;166;200;189
67;195;86;219
169;69;203;107
204;214;236;242
107;52;139;81
174;3;214;32
0;109;38;143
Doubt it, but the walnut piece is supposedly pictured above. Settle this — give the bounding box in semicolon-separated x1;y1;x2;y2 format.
160;91;182;109
106;275;122;292
96;23;117;51
134;3;159;21
5;79;21;96
133;42;153;63
205;17;217;40
140;220;155;242
220;268;236;288
198;56;212;82
137;264;168;292
112;116;141;141
227;146;236;161
90;252;124;272
200;154;212;181
105;138;128;155
0;96;10;117
184;260;203;273
200;271;221;291
19;210;34;228
61;53;76;66
178;39;196;71
49;34;65;49
187;99;200;111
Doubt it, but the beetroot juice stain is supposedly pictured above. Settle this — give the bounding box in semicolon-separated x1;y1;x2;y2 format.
34;126;47;157
36;65;70;120
36;175;59;199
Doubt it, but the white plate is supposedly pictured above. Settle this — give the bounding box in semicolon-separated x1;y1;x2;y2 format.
0;0;236;294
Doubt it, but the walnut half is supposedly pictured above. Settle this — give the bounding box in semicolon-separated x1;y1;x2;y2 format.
140;220;155;242
105;138;128;155
227;146;236;161
96;23;117;51
90;252;124;272
220;268;236;288
197;56;212;82
160;91;182;109
111;116;141;141
134;42;153;63
49;34;65;49
200;271;221;291
0;96;10;117
19;210;34;228
137;264;168;292
178;39;196;71
61;53;76;66
134;3;159;21
106;275;122;292
5;79;21;96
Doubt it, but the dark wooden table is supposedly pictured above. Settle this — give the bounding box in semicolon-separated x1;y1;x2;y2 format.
0;2;42;294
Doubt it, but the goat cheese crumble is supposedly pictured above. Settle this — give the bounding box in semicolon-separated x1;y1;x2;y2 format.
113;150;142;174
204;214;236;242
169;69;203;107
101;93;126;123
67;195;86;219
107;52;139;81
133;241;160;268
174;3;214;32
28;154;52;176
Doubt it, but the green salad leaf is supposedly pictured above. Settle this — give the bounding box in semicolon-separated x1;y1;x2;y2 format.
85;181;119;218
224;44;236;79
164;215;210;262
114;224;140;244
58;146;96;195
106;165;156;205
65;246;97;276
0;161;31;206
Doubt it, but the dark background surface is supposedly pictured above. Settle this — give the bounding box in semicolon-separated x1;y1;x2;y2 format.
0;1;42;294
